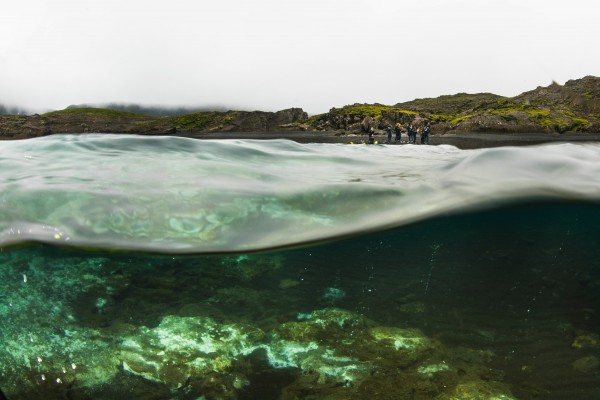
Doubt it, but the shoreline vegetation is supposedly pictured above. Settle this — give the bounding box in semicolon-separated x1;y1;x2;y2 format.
1;76;599;148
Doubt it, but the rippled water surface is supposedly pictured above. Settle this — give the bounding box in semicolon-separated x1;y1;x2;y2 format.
1;135;599;399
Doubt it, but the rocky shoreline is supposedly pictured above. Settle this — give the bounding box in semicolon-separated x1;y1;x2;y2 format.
1;76;599;143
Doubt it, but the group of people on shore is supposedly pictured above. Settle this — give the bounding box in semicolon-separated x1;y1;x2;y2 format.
363;122;431;145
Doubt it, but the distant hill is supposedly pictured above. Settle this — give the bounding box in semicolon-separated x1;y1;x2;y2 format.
1;76;599;138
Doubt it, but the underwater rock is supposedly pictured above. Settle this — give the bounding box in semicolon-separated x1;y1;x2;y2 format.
436;381;517;400
278;278;300;289
295;307;369;329
264;340;369;385
417;362;450;377
0;252;130;395
321;286;347;303
368;326;439;367
572;355;600;373
270;308;375;384
116;308;383;392
271;308;446;388
119;315;264;389
571;333;600;349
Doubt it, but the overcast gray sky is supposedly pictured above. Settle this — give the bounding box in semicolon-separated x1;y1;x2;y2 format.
1;0;598;115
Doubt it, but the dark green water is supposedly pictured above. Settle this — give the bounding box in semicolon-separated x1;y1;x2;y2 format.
1;201;599;399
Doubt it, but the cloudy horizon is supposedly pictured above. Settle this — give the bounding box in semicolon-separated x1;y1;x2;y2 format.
1;0;598;115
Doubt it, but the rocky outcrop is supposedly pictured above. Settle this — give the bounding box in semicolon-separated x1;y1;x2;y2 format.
514;76;600;114
309;104;420;134
226;108;308;132
0;108;309;139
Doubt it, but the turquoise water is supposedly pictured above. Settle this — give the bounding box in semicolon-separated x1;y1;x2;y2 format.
1;135;599;399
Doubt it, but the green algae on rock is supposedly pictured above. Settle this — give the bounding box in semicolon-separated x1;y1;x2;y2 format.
120;315;264;389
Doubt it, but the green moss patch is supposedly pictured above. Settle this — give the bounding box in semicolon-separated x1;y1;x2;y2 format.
331;104;418;118
449;114;474;125
174;112;220;130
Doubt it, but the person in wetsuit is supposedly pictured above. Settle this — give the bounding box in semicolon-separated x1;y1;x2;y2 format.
394;123;402;142
385;125;392;144
368;130;375;144
421;123;430;144
407;124;416;144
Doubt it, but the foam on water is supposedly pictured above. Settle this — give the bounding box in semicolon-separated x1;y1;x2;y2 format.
1;134;600;253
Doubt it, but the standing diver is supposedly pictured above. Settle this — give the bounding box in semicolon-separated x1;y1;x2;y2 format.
407;124;416;144
394;123;402;142
421;123;430;144
363;127;377;144
368;129;375;144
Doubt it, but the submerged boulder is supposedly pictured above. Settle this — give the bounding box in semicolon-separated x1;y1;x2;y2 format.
119;315;264;389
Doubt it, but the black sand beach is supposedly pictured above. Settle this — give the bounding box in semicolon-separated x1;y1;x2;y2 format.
181;131;600;149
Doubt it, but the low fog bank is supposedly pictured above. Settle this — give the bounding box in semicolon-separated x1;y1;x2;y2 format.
0;104;32;115
0;102;242;117
67;103;236;116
